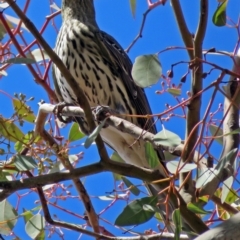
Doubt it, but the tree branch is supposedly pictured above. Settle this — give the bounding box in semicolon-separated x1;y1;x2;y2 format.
170;0;194;59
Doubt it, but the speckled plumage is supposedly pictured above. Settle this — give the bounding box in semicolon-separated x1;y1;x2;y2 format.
53;0;174;231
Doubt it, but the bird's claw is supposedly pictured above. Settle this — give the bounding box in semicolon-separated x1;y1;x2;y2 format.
53;102;73;124
93;105;116;128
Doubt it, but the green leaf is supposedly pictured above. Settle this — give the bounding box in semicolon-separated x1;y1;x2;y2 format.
145;142;159;168
0;170;13;181
209;124;223;145
3;57;36;64
153;129;181;147
14;155;38;171
167;88;181;96
187;202;211;214
25;214;45;239
225;189;238;205
172;209;181;240
132;54;162;88
12;98;36;123
212;0;228;27
22;208;34;224
225;128;240;136
68;122;85;142
0;199;18;235
84;118;107;148
0;117;24;142
129;0;136;18
110;152;124;163
15;132;41;153
115;196;157;226
35;229;45;240
121;177;140;196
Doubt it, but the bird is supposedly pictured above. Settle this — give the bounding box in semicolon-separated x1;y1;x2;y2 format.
53;0;174;231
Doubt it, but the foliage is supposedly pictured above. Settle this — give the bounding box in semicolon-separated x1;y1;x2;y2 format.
0;0;239;239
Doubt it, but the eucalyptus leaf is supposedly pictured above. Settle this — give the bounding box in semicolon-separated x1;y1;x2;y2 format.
187;202;211;214
0;200;18;235
68;122;85;142
145;141;159;168
0;116;24;142
14;155;38;171
3;57;36;64
115;196;157;226
121;176;140;196
209;124;223;145
84;118;107;148
221;176;234;203
132;54;162;88
25;214;45;239
212;0;228;26
13;98;36;123
172;209;181;240
166;161;197;174
153;129;181;147
129;0;136;18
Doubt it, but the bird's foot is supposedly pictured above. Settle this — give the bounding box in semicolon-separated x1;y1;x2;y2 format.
53;102;73;124
93;105;117;128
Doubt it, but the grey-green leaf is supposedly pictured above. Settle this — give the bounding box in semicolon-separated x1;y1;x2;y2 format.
3;57;36;64
84;118;107;148
166;161;197;174
209;124;223;145
0;199;18;235
132;54;162;88
14;155;38;171
153;129;181;147
25;214;45;239
221;176;233;203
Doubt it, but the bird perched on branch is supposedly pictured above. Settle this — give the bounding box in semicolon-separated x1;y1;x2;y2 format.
53;0;174;231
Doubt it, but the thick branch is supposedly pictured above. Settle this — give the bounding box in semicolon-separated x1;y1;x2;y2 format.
180;0;208;202
171;0;193;59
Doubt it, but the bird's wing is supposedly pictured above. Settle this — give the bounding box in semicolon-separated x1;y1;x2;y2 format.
95;30;158;135
94;30;164;161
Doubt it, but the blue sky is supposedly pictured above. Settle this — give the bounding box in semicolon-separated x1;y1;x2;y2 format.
0;0;239;239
